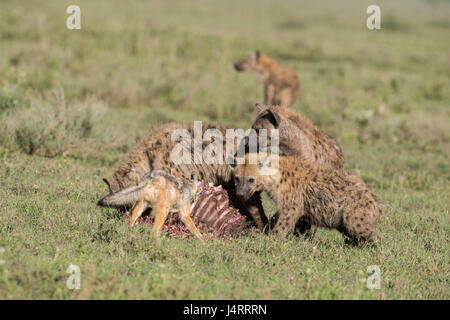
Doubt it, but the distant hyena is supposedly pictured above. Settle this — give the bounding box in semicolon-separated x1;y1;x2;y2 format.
251;103;344;170
232;153;382;244
234;51;299;107
101;122;268;230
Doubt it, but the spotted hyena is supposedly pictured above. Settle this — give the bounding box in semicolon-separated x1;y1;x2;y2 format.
248;103;345;236
234;51;299;107
231;153;382;244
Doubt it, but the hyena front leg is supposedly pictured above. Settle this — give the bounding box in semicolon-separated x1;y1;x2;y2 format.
243;192;268;231
294;218;317;239
271;204;304;238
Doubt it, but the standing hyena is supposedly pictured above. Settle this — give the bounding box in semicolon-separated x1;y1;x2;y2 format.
234;51;299;107
101;122;268;230
231;153;382;244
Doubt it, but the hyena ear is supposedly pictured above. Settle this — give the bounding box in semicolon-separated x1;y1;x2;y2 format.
226;155;238;169
255;102;267;112
266;109;282;128
255;50;261;62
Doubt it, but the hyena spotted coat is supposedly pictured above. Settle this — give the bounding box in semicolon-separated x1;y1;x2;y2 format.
251;104;344;170
234;51;299;107
232;153;382;244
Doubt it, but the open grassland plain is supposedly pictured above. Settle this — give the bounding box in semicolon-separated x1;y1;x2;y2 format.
0;0;449;299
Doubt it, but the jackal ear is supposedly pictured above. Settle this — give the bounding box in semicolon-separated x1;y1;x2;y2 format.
189;172;198;182
255;50;261;62
170;168;183;179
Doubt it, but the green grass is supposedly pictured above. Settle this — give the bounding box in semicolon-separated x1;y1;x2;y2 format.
0;0;449;299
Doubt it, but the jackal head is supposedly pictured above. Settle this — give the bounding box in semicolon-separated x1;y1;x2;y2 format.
185;171;199;195
230;153;279;201
176;170;199;200
234;50;261;72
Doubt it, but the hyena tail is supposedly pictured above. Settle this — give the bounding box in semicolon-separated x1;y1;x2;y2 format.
102;178;113;193
102;177;120;194
97;183;145;208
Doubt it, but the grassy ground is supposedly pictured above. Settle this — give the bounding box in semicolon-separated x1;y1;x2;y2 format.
0;0;449;299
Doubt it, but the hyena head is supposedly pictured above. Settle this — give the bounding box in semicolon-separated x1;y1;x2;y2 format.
234;50;261;72
231;153;279;200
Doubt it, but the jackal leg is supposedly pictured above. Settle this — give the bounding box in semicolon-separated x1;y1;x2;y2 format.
129;200;148;227
178;202;204;243
150;202;170;239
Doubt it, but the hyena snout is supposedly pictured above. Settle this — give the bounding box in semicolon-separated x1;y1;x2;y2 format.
235;183;252;200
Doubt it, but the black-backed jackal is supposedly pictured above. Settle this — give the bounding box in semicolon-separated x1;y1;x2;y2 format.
98;170;203;241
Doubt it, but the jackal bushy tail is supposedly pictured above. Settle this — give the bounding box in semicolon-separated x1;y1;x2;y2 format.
97;183;146;208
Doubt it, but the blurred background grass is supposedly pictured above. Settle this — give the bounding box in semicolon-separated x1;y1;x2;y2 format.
0;0;448;299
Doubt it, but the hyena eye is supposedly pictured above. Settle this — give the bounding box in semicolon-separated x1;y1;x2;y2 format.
235;176;240;183
248;177;255;184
